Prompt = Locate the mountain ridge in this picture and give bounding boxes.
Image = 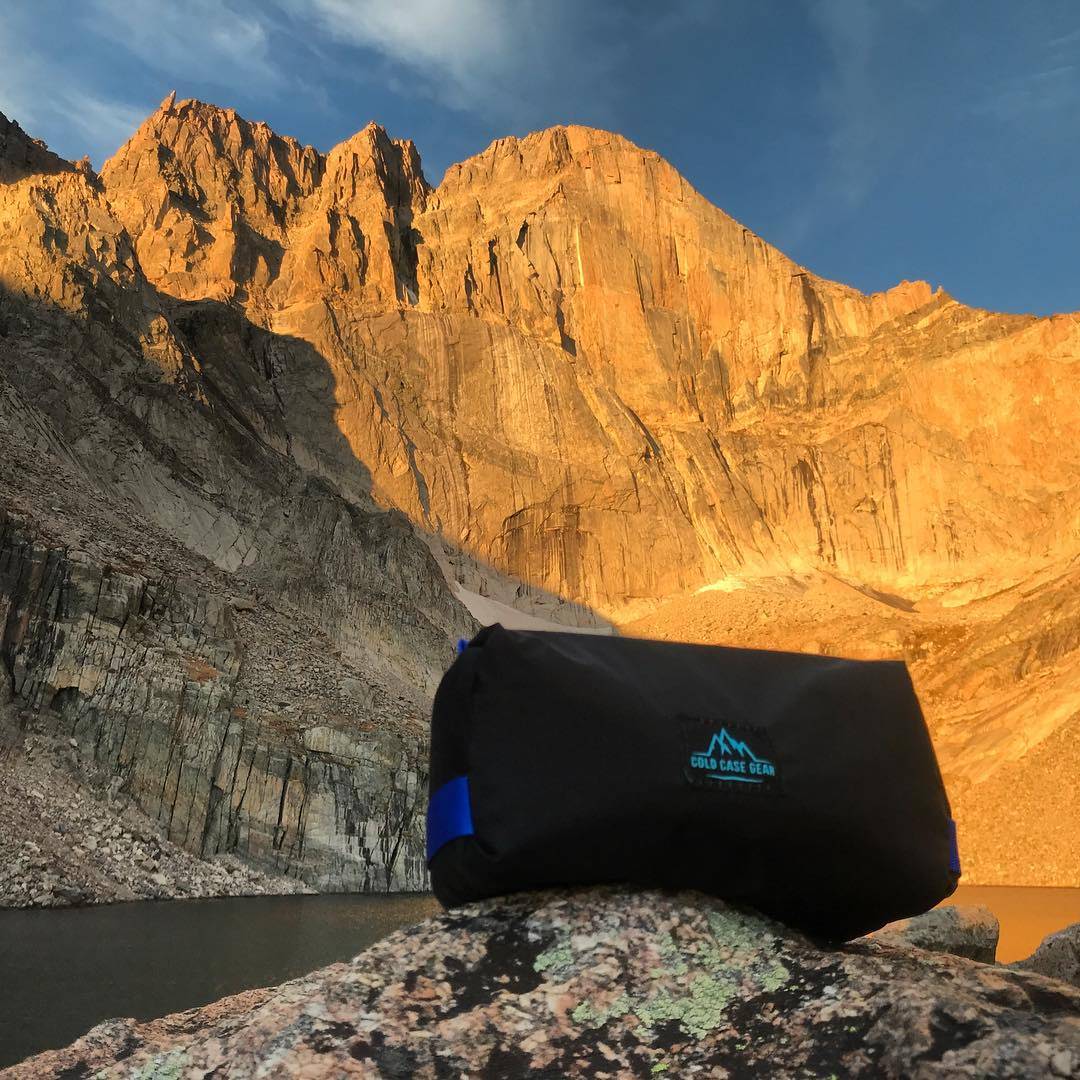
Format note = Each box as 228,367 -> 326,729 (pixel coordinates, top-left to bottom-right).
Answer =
1,98 -> 1078,888
12,94 -> 1077,320
101,95 -> 957,318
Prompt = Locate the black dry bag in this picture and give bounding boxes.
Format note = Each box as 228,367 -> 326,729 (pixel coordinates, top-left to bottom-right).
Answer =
426,624 -> 960,940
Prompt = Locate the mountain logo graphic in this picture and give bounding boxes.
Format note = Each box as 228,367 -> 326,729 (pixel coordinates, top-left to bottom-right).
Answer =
687,726 -> 778,785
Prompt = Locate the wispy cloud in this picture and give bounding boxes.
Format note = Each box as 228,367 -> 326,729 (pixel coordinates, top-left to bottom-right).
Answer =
806,0 -> 885,208
0,22 -> 147,162
1048,26 -> 1080,49
770,0 -> 891,252
973,63 -> 1079,122
65,94 -> 150,153
88,0 -> 281,91
289,0 -> 521,111
274,0 -> 629,130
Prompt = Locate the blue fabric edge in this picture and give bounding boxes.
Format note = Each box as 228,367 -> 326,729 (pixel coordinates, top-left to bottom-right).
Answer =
426,775 -> 474,863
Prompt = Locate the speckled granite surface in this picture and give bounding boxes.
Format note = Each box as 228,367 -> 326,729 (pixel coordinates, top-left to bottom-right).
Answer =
7,887 -> 1080,1078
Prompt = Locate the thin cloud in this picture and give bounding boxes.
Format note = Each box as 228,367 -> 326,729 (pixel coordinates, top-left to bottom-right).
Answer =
1048,26 -> 1080,48
293,0 -> 518,106
803,0 -> 952,210
87,0 -> 281,91
777,0 -> 949,257
974,63 -> 1079,122
66,94 -> 151,154
807,0 -> 885,208
0,30 -> 146,162
275,0 -> 625,130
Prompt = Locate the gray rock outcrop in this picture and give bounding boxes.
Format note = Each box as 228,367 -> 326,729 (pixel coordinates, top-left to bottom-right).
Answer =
0,732 -> 313,906
1013,922 -> 1080,990
867,904 -> 1000,963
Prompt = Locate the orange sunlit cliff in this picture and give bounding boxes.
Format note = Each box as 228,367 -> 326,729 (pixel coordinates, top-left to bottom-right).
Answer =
1,98 -> 1077,891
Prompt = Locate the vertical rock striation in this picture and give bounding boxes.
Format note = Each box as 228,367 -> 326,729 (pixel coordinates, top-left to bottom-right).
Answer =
0,512 -> 429,891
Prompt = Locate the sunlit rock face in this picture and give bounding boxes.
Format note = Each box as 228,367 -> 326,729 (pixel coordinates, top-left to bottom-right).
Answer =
2,95 -> 1079,889
93,97 -> 1080,885
100,99 -> 1080,620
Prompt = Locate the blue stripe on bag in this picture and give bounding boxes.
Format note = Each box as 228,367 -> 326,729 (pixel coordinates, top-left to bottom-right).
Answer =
948,819 -> 961,875
426,776 -> 474,862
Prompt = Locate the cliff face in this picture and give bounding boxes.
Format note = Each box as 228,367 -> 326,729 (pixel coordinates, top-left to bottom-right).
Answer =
0,510 -> 429,893
98,101 -> 1080,624
2,97 -> 1078,888
0,109 -> 472,895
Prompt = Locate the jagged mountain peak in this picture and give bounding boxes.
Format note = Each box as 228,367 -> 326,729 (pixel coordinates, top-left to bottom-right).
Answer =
332,119 -> 417,153
436,122 -> 675,196
105,94 -> 321,186
103,94 -> 432,199
147,91 -> 307,145
0,110 -> 73,183
323,122 -> 430,207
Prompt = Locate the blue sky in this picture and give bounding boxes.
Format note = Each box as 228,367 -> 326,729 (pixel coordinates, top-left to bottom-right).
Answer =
1,0 -> 1077,314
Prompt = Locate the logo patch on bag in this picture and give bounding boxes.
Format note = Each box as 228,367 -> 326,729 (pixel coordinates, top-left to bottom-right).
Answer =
681,717 -> 780,794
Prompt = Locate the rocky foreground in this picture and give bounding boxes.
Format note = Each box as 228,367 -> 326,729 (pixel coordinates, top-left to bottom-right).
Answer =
9,888 -> 1079,1078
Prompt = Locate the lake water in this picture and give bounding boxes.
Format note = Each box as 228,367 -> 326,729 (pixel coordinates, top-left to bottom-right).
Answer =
1,886 -> 1077,1069
0,893 -> 439,1069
